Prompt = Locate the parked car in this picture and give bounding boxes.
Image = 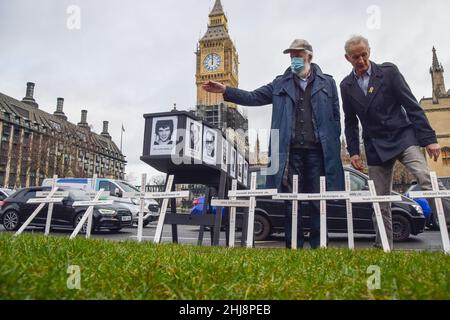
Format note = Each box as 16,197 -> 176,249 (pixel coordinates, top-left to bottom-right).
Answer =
0,187 -> 132,233
405,177 -> 450,230
42,178 -> 159,226
0,188 -> 15,202
192,167 -> 426,242
191,197 -> 224,216
0,188 -> 15,212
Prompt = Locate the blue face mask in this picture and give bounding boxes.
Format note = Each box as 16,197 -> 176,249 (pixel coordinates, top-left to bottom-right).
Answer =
291,57 -> 305,74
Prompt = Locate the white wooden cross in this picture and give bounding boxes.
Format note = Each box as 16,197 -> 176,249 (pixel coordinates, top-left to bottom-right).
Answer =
345,172 -> 355,250
149,175 -> 191,244
211,196 -> 250,247
15,175 -> 67,236
273,176 -> 350,249
124,173 -> 148,242
350,181 -> 402,253
123,174 -> 189,243
408,172 -> 450,254
210,179 -> 249,248
291,175 -> 299,249
228,172 -> 278,248
227,180 -> 238,247
70,175 -> 113,240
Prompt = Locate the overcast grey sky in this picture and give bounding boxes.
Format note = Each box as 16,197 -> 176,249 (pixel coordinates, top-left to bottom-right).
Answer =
1,0 -> 449,184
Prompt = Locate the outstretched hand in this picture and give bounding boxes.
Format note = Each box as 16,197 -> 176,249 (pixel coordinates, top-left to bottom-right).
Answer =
202,81 -> 226,94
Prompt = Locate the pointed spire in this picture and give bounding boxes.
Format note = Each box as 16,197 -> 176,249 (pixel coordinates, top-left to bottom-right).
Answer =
210,0 -> 224,16
432,46 -> 444,72
255,133 -> 261,165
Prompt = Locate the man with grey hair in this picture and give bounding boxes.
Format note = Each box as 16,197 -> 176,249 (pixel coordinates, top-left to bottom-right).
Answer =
341,35 -> 450,249
203,39 -> 345,249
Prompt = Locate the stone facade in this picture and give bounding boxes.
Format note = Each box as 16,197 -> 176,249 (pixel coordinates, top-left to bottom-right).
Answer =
0,82 -> 126,188
420,47 -> 450,177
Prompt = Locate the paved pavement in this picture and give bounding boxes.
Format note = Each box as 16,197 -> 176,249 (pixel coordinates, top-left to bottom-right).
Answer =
1,223 -> 446,251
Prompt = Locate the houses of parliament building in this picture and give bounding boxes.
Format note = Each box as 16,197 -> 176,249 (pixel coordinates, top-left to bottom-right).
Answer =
0,82 -> 126,188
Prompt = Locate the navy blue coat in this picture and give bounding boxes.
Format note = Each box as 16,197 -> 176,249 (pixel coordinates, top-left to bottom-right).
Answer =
223,64 -> 345,192
340,62 -> 437,165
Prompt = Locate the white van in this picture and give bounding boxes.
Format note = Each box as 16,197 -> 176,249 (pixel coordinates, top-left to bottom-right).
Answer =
42,178 -> 159,226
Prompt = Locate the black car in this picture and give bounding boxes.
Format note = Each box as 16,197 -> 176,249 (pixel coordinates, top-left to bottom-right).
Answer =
0,187 -> 133,233
238,167 -> 425,242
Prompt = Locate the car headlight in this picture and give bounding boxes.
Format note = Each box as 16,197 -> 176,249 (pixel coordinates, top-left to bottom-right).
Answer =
98,209 -> 116,215
412,204 -> 423,215
148,204 -> 160,212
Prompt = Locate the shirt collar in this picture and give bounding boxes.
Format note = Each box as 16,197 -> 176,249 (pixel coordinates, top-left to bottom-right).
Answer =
353,63 -> 372,79
294,66 -> 315,82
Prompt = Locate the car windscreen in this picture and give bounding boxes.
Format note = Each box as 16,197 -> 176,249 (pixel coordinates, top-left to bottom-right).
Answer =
69,189 -> 91,201
116,181 -> 139,192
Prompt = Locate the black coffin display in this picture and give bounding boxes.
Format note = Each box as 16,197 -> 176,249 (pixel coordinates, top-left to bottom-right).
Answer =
141,111 -> 250,246
141,111 -> 248,187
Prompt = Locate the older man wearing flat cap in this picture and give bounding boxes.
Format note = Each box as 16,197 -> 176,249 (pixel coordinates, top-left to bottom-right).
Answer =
203,39 -> 344,249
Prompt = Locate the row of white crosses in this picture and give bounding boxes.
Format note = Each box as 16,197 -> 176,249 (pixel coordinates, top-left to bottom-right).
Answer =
216,172 -> 450,254
124,174 -> 189,243
14,174 -> 113,240
15,175 -> 67,237
408,172 -> 450,254
12,171 -> 449,254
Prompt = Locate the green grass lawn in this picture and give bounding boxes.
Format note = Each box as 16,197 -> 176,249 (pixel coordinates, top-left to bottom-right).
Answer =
0,233 -> 449,300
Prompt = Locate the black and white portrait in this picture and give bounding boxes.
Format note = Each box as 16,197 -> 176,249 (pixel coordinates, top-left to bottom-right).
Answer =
150,116 -> 177,155
221,138 -> 228,172
185,117 -> 203,161
203,127 -> 218,165
230,147 -> 236,178
243,161 -> 248,187
237,153 -> 244,183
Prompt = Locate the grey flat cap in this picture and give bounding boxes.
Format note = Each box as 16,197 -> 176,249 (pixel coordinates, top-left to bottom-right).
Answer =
283,39 -> 313,54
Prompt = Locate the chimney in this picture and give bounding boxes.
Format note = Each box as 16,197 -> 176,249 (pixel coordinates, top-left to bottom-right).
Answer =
101,121 -> 111,139
78,110 -> 89,129
53,98 -> 68,121
22,82 -> 39,108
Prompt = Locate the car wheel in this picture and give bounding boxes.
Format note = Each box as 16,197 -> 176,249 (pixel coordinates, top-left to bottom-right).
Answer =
253,213 -> 271,241
74,212 -> 92,234
430,212 -> 440,231
143,220 -> 150,227
2,210 -> 20,231
392,214 -> 411,242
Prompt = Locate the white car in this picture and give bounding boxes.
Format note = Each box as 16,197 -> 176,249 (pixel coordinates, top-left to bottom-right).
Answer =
0,188 -> 15,210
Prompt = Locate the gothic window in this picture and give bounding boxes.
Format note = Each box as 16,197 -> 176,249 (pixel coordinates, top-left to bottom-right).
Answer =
443,147 -> 450,166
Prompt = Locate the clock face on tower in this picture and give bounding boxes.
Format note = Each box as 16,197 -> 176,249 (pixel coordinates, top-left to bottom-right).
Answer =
203,53 -> 222,72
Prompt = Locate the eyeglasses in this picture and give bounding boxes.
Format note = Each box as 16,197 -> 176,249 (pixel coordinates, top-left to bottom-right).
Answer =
206,140 -> 214,144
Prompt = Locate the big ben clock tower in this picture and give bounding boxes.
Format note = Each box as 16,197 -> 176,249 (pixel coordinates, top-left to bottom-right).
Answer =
196,0 -> 239,108
195,0 -> 248,156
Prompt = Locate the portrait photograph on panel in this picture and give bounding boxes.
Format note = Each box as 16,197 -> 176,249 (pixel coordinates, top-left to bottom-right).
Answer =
243,161 -> 249,187
237,153 -> 243,183
203,126 -> 218,165
185,117 -> 203,161
221,138 -> 228,172
230,147 -> 236,178
150,116 -> 178,155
